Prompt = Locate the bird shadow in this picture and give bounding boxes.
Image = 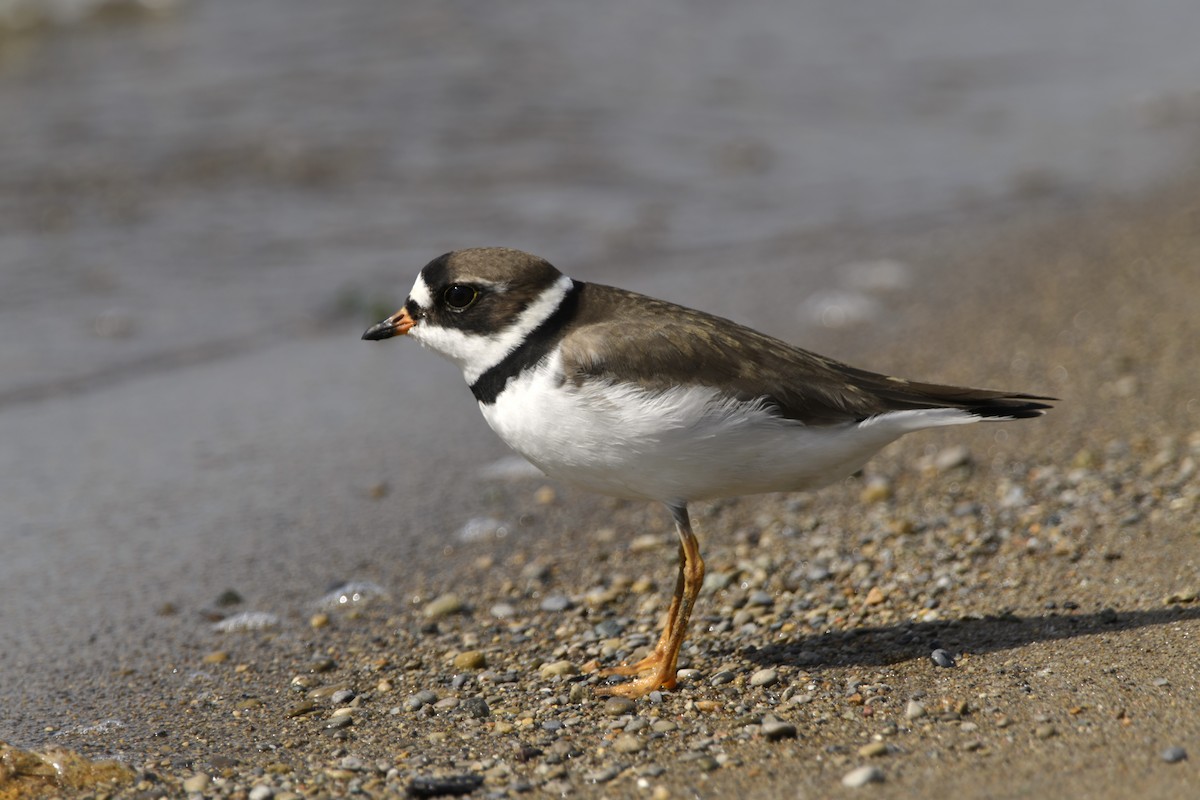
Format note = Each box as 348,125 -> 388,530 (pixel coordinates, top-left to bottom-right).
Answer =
739,605 -> 1200,670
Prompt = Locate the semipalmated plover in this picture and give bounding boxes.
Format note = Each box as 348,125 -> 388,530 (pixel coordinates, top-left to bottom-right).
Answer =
363,247 -> 1052,697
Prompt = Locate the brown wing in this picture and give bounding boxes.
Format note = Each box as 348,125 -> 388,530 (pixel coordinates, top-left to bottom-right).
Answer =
558,283 -> 1052,425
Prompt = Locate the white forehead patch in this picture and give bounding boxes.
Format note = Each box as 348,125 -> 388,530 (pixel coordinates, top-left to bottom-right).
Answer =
408,274 -> 433,309
409,273 -> 574,385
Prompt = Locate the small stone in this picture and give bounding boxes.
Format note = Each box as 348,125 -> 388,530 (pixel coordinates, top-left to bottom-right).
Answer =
905,700 -> 926,720
1035,724 -> 1057,739
183,774 -> 211,793
462,697 -> 491,719
1164,590 -> 1197,605
930,649 -> 956,668
603,696 -> 637,716
453,650 -> 487,670
490,603 -> 517,619
534,485 -> 557,505
710,670 -> 736,686
284,701 -> 317,718
424,593 -> 464,619
934,445 -> 972,471
865,587 -> 886,606
1162,746 -> 1187,763
842,765 -> 885,787
407,774 -> 484,797
540,660 -> 579,678
860,478 -> 892,504
585,766 -> 623,783
749,668 -> 778,687
761,719 -> 797,741
330,689 -> 356,705
202,650 -> 230,665
613,733 -> 645,754
310,612 -> 330,629
326,714 -> 353,729
249,785 -> 274,800
859,741 -> 888,757
540,594 -> 572,612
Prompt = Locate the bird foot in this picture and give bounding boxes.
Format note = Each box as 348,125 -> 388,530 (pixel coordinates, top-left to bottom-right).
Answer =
595,650 -> 677,697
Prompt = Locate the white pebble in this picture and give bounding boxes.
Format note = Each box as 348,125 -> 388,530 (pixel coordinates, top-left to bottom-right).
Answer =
842,765 -> 885,787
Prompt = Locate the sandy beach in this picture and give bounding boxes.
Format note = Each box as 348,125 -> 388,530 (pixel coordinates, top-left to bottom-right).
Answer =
5,175 -> 1199,800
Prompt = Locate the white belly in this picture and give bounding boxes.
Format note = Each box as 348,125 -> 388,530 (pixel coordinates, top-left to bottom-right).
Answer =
478,352 -> 958,505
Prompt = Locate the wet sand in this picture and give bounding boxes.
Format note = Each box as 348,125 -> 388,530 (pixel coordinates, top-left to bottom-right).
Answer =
4,175 -> 1198,799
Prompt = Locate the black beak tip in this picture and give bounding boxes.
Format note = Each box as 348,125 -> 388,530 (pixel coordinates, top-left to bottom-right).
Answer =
361,321 -> 395,341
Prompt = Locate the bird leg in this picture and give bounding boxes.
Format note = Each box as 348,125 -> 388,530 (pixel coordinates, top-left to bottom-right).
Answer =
597,505 -> 705,698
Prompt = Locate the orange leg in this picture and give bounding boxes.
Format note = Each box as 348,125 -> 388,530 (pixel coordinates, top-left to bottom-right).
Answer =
597,505 -> 705,698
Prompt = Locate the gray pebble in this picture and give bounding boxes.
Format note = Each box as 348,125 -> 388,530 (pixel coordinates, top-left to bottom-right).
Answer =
930,649 -> 956,668
905,700 -> 927,720
842,765 -> 885,787
408,774 -> 483,797
603,696 -> 637,716
462,697 -> 491,719
747,590 -> 774,607
1162,746 -> 1187,763
585,766 -> 622,783
325,714 -> 353,729
710,670 -> 736,686
540,594 -> 572,612
749,668 -> 778,687
248,786 -> 274,800
330,689 -> 355,705
406,690 -> 438,710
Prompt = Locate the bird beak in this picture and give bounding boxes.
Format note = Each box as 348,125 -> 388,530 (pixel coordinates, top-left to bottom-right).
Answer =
362,306 -> 416,341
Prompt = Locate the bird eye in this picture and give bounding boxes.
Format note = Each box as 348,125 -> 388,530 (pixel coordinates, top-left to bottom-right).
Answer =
443,284 -> 479,310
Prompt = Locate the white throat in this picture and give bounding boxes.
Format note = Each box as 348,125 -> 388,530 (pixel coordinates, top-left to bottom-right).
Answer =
409,273 -> 575,384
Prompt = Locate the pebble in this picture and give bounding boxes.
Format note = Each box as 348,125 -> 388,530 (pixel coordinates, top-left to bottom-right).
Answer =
248,784 -> 274,800
842,765 -> 885,787
1035,724 -> 1057,739
540,660 -> 579,678
613,733 -> 645,754
462,697 -> 491,718
212,611 -> 280,632
424,593 -> 464,619
329,689 -> 355,705
1161,746 -> 1187,763
934,445 -> 972,471
406,690 -> 438,710
586,765 -> 623,783
859,741 -> 888,757
182,774 -> 211,793
540,594 -> 573,612
930,649 -> 956,668
453,650 -> 487,670
603,696 -> 637,716
864,586 -> 886,606
710,671 -> 736,686
749,668 -> 778,687
490,602 -> 517,619
905,700 -> 927,720
407,774 -> 484,797
761,718 -> 797,741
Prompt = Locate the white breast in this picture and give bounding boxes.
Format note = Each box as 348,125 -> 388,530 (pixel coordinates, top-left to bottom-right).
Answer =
479,350 -> 976,505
